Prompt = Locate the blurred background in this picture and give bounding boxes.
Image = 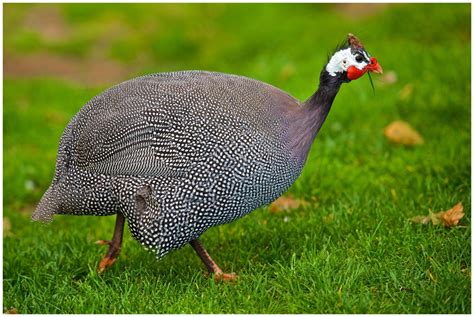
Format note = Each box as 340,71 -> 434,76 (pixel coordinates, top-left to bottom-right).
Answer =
3,3 -> 471,314
4,3 -> 470,88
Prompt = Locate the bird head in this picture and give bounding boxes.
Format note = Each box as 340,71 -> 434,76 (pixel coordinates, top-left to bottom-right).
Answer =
325,33 -> 383,82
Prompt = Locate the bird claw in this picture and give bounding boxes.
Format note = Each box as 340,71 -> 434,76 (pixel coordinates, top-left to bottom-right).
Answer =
95,239 -> 112,246
95,239 -> 121,273
205,271 -> 238,283
97,256 -> 117,274
215,272 -> 238,283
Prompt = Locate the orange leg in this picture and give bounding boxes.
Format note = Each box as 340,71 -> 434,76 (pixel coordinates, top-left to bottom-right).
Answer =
190,239 -> 237,282
96,213 -> 125,273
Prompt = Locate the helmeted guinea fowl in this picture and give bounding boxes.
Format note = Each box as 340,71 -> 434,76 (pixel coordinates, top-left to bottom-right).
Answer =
33,33 -> 382,281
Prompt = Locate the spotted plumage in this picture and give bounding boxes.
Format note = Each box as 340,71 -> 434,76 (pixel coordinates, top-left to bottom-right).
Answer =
34,71 -> 303,256
33,34 -> 382,277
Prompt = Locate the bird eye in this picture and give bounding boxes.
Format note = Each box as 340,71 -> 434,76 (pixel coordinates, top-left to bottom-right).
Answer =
355,55 -> 364,63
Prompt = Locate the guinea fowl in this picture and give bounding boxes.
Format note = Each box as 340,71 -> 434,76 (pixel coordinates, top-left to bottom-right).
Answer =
33,33 -> 382,281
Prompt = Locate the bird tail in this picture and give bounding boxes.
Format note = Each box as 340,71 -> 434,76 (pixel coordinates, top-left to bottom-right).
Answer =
32,186 -> 59,223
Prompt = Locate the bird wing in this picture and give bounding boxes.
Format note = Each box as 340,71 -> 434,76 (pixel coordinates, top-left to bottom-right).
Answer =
72,71 -> 296,178
74,94 -> 189,178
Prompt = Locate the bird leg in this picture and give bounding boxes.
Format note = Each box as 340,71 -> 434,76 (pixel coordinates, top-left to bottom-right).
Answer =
190,239 -> 237,282
96,212 -> 125,273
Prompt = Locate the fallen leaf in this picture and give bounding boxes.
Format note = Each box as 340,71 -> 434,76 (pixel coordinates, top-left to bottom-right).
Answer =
429,211 -> 444,226
440,202 -> 464,227
399,83 -> 414,101
410,202 -> 465,228
323,213 -> 334,223
391,188 -> 398,200
411,215 -> 431,225
384,120 -> 424,146
24,179 -> 36,192
279,63 -> 295,81
461,268 -> 470,278
5,307 -> 18,314
269,195 -> 309,213
336,3 -> 388,20
3,218 -> 13,237
379,70 -> 398,85
426,269 -> 436,283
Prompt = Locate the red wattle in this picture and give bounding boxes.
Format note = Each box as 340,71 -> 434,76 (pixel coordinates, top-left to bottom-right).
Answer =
347,66 -> 367,80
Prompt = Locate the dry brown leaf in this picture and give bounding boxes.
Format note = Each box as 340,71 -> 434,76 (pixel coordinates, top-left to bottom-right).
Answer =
323,213 -> 335,223
379,70 -> 398,85
399,83 -> 414,101
3,218 -> 12,237
384,120 -> 424,146
5,307 -> 18,314
441,202 -> 464,227
410,215 -> 431,225
269,195 -> 309,213
426,269 -> 436,283
279,63 -> 295,81
410,202 -> 465,228
461,268 -> 470,278
336,4 -> 388,20
429,211 -> 444,226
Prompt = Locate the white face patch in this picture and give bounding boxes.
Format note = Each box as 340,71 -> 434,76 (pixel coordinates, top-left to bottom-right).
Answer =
326,47 -> 370,77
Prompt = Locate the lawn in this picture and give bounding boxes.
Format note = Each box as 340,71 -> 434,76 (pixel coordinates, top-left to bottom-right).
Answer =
3,3 -> 471,314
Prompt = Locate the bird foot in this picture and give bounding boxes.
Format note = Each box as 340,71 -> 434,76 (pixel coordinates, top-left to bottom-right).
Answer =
206,271 -> 238,283
190,239 -> 238,283
95,239 -> 112,246
215,272 -> 238,283
98,255 -> 117,274
95,213 -> 125,274
96,240 -> 121,274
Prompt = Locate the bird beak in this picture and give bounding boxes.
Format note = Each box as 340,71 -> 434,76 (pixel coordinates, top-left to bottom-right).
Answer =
367,57 -> 383,74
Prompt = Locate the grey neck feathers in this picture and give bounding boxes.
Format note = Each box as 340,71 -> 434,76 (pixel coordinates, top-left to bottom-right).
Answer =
289,69 -> 345,163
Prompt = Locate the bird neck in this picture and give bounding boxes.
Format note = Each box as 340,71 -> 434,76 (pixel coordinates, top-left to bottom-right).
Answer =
304,70 -> 344,129
290,69 -> 344,163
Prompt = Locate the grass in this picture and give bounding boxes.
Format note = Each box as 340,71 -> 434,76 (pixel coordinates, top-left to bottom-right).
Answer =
3,3 -> 471,314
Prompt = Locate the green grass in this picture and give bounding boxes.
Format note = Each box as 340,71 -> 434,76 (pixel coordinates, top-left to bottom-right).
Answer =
3,3 -> 471,314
